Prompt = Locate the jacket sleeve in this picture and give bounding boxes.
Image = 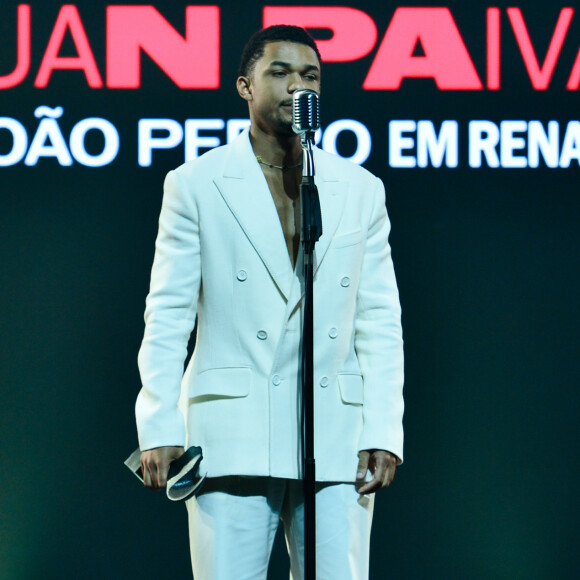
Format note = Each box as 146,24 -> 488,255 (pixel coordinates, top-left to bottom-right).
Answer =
135,169 -> 201,451
355,177 -> 405,462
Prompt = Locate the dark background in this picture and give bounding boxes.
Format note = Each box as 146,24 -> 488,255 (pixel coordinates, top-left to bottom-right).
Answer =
1,1 -> 579,578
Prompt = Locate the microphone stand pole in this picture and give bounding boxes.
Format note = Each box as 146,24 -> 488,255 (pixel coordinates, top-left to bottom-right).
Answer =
300,132 -> 322,580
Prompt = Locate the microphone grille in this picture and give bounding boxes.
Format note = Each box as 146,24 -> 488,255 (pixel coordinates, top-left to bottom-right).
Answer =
292,89 -> 320,134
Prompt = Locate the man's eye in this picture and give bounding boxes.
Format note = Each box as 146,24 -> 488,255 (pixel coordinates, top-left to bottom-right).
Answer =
272,71 -> 286,77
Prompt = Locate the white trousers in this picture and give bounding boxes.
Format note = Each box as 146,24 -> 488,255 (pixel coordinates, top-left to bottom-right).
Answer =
186,477 -> 374,580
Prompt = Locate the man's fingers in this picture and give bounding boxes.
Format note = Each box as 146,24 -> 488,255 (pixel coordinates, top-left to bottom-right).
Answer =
149,463 -> 162,491
379,454 -> 396,489
380,462 -> 395,489
142,463 -> 152,488
357,455 -> 385,494
384,462 -> 396,487
356,450 -> 378,494
356,450 -> 397,494
142,461 -> 157,490
156,459 -> 169,489
140,446 -> 184,491
356,451 -> 370,481
357,474 -> 380,495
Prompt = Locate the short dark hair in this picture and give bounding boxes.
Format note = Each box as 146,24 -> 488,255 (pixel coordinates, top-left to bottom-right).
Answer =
238,25 -> 322,77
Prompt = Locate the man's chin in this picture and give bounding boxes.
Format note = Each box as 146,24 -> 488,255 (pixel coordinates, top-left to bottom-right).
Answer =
277,118 -> 294,135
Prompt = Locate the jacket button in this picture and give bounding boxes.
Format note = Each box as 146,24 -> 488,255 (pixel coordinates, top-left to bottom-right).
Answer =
320,376 -> 329,388
237,270 -> 248,281
328,327 -> 338,339
257,330 -> 268,340
340,277 -> 350,287
272,375 -> 281,386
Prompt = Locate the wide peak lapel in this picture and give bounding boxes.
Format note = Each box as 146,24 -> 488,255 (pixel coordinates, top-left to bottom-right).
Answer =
312,149 -> 348,275
213,130 -> 293,300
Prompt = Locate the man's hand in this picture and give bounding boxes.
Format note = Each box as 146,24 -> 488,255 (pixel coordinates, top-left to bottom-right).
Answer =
140,446 -> 184,491
355,449 -> 398,495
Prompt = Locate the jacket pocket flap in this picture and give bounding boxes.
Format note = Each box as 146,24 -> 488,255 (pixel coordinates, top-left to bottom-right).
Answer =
190,367 -> 251,399
338,373 -> 363,405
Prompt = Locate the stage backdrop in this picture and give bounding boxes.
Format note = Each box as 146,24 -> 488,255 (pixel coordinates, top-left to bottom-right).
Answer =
1,1 -> 579,578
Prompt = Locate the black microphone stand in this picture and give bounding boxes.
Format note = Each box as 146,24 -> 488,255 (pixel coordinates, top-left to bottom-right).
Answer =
300,131 -> 322,580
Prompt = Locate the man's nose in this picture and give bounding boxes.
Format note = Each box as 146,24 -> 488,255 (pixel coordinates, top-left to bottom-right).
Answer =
288,73 -> 305,92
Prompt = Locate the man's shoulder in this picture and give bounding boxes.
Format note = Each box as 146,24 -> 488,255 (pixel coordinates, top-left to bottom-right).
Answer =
314,147 -> 380,185
172,140 -> 233,181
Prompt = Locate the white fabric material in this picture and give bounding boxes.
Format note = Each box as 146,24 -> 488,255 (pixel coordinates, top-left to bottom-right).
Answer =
186,477 -> 374,580
136,128 -> 404,481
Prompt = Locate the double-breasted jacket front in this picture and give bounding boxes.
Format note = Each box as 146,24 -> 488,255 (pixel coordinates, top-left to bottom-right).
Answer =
136,129 -> 404,481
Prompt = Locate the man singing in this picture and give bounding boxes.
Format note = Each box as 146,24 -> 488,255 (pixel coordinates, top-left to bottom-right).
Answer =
135,25 -> 404,579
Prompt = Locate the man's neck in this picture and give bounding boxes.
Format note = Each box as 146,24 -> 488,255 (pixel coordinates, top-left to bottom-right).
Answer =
249,126 -> 302,167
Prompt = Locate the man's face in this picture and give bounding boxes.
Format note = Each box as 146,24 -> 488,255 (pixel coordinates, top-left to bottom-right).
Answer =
238,41 -> 321,137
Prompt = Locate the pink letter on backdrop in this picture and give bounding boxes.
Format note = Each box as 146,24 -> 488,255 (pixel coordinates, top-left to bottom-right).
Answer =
263,6 -> 377,62
487,8 -> 501,90
567,47 -> 580,90
34,5 -> 103,88
106,6 -> 220,89
364,8 -> 482,90
0,5 -> 31,89
507,7 -> 573,90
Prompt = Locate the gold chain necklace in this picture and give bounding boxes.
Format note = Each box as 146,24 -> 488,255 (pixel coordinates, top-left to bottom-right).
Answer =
256,155 -> 302,172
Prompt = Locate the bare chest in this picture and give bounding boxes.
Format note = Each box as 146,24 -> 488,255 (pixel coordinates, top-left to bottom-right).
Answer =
262,171 -> 301,268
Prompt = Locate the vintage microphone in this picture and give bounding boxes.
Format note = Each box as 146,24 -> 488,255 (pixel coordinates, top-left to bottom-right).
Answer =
292,88 -> 322,580
292,89 -> 320,142
292,89 -> 322,254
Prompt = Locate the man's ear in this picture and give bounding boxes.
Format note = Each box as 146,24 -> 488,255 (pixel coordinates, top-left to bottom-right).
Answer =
236,76 -> 252,101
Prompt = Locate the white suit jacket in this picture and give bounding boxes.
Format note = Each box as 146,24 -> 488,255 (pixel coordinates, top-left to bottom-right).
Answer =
136,128 -> 404,481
